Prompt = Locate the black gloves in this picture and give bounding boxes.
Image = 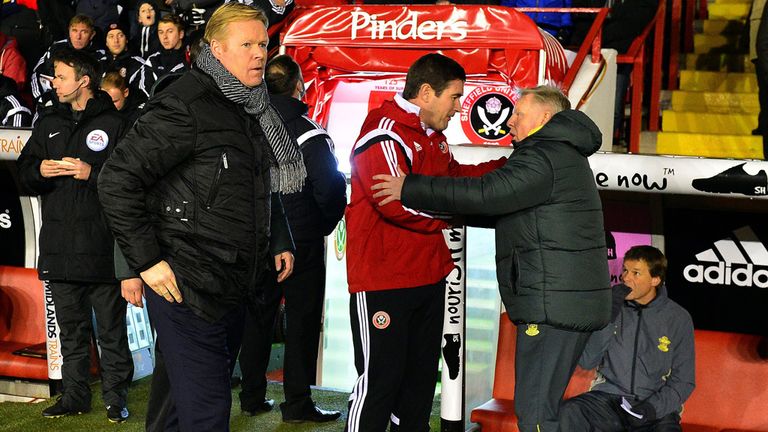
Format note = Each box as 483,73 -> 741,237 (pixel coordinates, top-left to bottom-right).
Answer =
611,283 -> 632,321
623,400 -> 657,427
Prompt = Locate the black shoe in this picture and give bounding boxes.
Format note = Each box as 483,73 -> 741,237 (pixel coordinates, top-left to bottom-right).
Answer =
42,399 -> 89,418
106,405 -> 129,423
242,399 -> 274,416
282,404 -> 341,423
692,163 -> 768,196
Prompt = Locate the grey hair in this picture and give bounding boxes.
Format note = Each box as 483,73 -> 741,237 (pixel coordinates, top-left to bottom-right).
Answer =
519,85 -> 571,113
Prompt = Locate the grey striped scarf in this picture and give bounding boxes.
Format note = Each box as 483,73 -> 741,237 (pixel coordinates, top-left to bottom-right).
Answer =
195,44 -> 306,194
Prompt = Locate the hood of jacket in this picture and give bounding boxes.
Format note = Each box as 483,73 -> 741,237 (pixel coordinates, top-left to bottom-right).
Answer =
518,109 -> 602,157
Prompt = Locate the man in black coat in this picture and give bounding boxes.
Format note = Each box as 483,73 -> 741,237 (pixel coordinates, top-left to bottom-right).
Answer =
30,14 -> 107,103
371,86 -> 611,432
98,4 -> 302,430
237,54 -> 346,423
16,47 -> 133,423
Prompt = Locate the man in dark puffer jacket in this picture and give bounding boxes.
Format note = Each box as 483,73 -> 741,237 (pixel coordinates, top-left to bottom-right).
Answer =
98,4 -> 300,430
17,48 -> 133,423
371,85 -> 611,432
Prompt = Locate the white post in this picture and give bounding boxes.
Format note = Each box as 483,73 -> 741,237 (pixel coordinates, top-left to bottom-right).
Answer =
440,226 -> 466,431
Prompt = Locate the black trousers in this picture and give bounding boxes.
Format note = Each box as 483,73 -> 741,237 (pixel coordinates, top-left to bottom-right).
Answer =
560,391 -> 683,431
145,287 -> 244,432
345,280 -> 445,432
49,281 -> 133,410
238,239 -> 327,416
514,323 -> 591,432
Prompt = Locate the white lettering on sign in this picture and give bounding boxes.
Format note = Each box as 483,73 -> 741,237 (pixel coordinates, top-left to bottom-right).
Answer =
350,11 -> 468,41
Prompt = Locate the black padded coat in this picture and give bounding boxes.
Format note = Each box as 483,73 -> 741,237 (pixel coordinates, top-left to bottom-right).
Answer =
17,91 -> 126,283
98,69 -> 293,322
401,109 -> 611,331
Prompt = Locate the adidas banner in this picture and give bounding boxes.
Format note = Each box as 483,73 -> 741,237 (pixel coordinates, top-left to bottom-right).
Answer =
589,153 -> 768,198
664,208 -> 768,334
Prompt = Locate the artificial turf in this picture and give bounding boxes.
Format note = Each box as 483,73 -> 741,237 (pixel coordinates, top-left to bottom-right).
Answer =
0,378 -> 442,431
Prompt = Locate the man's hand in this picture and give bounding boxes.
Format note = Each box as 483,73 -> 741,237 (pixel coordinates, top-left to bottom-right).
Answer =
61,157 -> 91,181
40,160 -> 73,178
371,166 -> 407,206
121,278 -> 145,308
140,260 -> 183,303
621,399 -> 656,427
275,251 -> 294,283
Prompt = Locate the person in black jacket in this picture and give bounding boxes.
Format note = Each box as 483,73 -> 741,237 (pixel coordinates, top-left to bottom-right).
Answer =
137,13 -> 190,102
16,47 -> 133,424
130,0 -> 161,58
100,22 -> 151,105
98,3 -> 303,430
371,85 -> 611,432
30,14 -> 107,103
560,245 -> 695,431
237,54 -> 346,423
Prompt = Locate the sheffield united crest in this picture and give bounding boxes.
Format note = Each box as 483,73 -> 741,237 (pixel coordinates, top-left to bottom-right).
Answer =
460,87 -> 515,146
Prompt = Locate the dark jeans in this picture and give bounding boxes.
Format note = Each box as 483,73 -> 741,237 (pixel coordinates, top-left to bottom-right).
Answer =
49,281 -> 133,410
560,391 -> 683,431
145,287 -> 244,432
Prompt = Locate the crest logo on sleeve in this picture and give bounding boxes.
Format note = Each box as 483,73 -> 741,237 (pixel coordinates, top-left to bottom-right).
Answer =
86,129 -> 109,152
460,87 -> 515,146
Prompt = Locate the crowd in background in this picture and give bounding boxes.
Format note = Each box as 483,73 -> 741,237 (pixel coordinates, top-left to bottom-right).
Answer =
0,0 -> 296,127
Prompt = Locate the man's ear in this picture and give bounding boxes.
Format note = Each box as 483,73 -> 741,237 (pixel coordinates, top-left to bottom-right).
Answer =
81,75 -> 91,88
651,275 -> 662,289
123,87 -> 130,98
294,80 -> 304,98
417,83 -> 434,102
210,39 -> 222,59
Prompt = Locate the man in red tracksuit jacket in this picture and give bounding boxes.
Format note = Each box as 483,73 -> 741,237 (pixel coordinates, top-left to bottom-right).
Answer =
345,53 -> 506,432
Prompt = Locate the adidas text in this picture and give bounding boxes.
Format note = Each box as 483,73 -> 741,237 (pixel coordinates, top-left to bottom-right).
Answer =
684,262 -> 768,288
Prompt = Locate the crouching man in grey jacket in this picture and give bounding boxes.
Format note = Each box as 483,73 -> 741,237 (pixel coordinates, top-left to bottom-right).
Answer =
560,245 -> 696,431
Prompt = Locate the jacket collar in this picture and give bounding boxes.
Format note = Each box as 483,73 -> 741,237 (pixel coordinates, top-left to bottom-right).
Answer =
269,93 -> 307,122
628,284 -> 669,310
393,93 -> 435,136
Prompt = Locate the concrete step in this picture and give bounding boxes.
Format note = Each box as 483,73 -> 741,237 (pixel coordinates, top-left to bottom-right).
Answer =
657,131 -> 763,159
679,70 -> 757,92
693,33 -> 748,53
662,110 -> 757,134
683,53 -> 754,73
670,90 -> 759,113
707,3 -> 751,19
699,19 -> 745,35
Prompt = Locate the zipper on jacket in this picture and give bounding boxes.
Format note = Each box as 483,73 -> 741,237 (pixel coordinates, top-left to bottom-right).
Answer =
205,152 -> 228,210
630,307 -> 643,396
